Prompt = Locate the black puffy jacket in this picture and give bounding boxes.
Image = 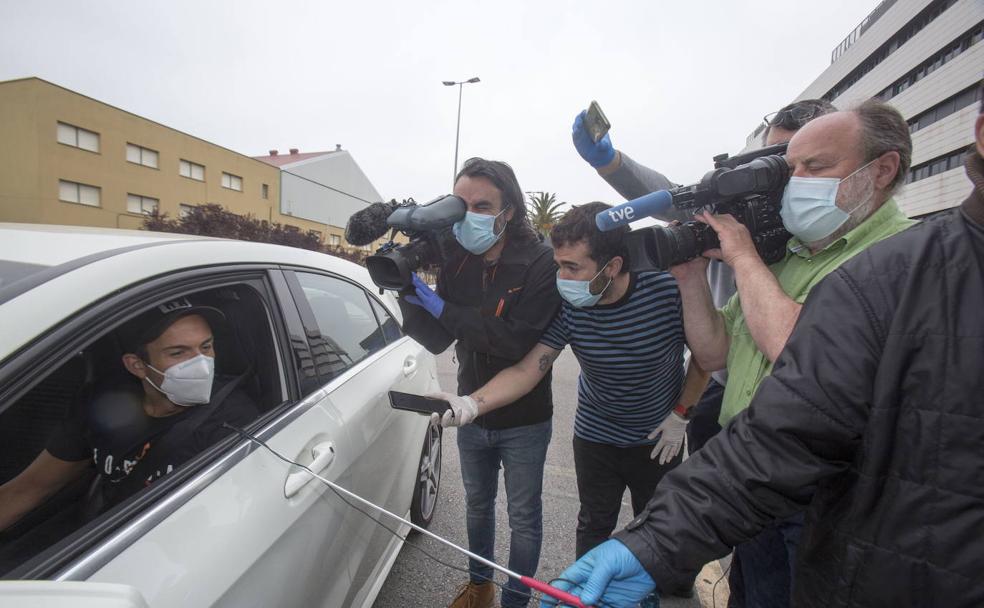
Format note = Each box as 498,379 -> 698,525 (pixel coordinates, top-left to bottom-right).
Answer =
615,155 -> 984,607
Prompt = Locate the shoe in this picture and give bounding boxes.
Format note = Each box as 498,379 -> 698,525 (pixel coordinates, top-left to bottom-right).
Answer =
449,580 -> 495,608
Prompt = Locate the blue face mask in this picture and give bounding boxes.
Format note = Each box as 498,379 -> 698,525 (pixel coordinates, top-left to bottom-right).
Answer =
453,209 -> 507,255
780,160 -> 875,244
556,260 -> 612,308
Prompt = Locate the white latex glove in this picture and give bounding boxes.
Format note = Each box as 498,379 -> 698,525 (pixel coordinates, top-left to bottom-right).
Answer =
647,412 -> 689,465
427,391 -> 479,428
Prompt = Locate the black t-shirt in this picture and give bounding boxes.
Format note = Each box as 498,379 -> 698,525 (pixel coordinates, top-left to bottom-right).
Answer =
46,375 -> 259,503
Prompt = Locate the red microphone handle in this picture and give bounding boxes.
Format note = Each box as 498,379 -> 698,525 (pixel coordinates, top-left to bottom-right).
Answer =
520,576 -> 589,608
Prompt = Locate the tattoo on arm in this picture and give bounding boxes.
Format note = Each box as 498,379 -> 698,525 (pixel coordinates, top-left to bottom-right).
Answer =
538,353 -> 554,372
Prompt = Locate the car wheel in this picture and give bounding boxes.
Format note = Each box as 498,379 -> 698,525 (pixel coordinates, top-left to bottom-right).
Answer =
410,419 -> 442,528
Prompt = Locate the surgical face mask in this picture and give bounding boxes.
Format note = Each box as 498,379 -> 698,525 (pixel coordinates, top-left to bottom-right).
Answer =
145,354 -> 215,406
453,209 -> 507,255
556,260 -> 612,308
781,160 -> 876,244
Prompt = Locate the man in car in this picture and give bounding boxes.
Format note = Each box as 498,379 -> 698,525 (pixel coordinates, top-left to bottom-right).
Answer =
0,296 -> 258,531
399,158 -> 560,608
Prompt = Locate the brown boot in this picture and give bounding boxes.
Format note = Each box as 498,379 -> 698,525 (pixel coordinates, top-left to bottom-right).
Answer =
448,580 -> 495,608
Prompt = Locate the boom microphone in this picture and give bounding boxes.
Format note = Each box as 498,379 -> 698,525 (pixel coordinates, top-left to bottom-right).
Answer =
345,201 -> 399,246
595,190 -> 673,232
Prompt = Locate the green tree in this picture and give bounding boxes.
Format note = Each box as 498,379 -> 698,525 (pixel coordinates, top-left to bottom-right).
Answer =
526,191 -> 564,237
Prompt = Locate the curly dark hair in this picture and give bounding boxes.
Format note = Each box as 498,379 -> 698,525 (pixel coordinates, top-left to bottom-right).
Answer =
455,158 -> 539,246
550,202 -> 629,273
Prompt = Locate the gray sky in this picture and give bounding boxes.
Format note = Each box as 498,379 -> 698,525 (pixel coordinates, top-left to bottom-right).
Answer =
1,0 -> 877,210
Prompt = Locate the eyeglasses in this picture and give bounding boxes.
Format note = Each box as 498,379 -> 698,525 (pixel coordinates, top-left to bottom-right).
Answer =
763,104 -> 825,130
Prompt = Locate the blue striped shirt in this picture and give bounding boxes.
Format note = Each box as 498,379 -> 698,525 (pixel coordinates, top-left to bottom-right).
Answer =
540,272 -> 685,447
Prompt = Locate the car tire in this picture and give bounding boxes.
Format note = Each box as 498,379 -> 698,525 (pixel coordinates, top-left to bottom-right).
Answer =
409,419 -> 442,529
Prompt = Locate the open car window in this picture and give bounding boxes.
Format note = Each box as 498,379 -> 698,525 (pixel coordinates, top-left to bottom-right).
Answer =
0,281 -> 282,576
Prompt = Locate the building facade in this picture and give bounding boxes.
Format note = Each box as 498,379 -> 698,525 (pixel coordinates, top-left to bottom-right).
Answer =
0,77 -> 326,235
744,0 -> 982,217
254,148 -> 387,251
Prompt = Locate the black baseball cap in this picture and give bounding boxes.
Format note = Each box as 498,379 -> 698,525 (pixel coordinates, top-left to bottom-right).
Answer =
118,296 -> 226,353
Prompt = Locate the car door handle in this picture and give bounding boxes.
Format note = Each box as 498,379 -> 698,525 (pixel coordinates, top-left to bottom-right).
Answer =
284,441 -> 335,498
403,356 -> 418,377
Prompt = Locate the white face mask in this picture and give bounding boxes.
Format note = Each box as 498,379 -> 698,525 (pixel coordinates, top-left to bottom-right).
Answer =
145,354 -> 215,406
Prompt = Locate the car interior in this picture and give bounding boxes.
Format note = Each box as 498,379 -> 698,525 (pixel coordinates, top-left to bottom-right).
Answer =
0,283 -> 282,575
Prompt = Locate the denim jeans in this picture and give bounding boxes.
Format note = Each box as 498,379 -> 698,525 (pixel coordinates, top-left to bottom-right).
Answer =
727,512 -> 805,608
457,420 -> 552,608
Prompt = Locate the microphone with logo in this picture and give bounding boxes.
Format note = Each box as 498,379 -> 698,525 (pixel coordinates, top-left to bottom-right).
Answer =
594,190 -> 673,232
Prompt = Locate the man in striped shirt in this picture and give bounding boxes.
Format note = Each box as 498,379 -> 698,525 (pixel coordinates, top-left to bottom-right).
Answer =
431,202 -> 706,571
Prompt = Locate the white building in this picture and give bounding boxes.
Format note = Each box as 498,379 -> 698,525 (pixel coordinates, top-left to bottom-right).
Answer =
255,147 -> 384,248
745,0 -> 982,217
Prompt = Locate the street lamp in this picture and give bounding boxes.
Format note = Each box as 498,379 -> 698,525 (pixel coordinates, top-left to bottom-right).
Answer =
443,77 -> 481,185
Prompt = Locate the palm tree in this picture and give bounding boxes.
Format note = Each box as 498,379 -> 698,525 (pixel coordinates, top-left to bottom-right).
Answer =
526,191 -> 564,237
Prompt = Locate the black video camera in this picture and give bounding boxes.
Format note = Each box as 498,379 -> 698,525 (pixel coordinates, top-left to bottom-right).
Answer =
625,142 -> 791,271
346,195 -> 466,291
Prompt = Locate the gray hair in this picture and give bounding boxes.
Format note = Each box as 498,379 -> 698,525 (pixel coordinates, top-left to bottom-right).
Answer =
852,99 -> 912,195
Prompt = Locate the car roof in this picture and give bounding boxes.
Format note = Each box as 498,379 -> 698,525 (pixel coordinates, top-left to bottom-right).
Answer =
0,223 -> 217,267
0,224 -> 399,362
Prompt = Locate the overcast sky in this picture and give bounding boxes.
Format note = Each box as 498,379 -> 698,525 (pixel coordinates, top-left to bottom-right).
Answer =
1,0 -> 878,210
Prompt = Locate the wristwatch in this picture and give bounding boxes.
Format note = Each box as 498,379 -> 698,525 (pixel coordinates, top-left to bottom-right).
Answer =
673,403 -> 693,420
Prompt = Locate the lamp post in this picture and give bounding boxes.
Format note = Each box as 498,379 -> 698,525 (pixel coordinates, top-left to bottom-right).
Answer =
442,77 -> 481,185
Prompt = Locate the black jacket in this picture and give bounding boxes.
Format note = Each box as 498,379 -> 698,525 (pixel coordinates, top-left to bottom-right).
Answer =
400,236 -> 560,430
615,154 -> 984,607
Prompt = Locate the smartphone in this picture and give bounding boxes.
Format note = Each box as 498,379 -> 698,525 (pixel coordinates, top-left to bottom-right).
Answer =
388,391 -> 451,417
584,100 -> 611,143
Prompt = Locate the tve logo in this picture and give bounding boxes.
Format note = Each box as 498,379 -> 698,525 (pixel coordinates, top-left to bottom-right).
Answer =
607,206 -> 635,224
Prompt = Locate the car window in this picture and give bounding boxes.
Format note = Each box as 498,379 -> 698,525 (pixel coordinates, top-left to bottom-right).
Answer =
367,295 -> 403,344
294,274 -> 388,380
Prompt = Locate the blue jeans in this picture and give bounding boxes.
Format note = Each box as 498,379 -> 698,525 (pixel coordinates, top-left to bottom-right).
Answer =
727,512 -> 805,608
457,420 -> 552,608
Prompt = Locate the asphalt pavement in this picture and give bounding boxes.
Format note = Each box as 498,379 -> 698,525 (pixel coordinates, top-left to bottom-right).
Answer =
374,349 -> 729,608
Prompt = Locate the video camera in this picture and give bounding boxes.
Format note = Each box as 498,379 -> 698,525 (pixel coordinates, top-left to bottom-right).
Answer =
345,195 -> 466,291
623,142 -> 792,271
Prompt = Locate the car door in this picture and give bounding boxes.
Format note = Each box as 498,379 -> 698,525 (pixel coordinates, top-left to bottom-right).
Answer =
284,270 -> 437,607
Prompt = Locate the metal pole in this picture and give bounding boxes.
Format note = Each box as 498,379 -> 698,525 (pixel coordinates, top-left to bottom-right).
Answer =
244,432 -> 587,607
453,82 -> 463,186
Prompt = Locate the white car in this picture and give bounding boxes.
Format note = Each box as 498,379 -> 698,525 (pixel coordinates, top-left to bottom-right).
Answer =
0,224 -> 442,607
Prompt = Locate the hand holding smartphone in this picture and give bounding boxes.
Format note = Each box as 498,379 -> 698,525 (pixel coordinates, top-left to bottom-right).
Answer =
389,391 -> 451,417
584,100 -> 611,143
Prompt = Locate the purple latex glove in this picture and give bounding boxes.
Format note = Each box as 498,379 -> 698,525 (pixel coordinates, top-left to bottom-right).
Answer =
404,273 -> 445,318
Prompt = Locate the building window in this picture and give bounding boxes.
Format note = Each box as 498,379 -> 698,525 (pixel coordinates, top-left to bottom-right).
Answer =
127,193 -> 159,215
59,179 -> 101,207
56,122 -> 100,153
179,203 -> 195,218
908,84 -> 983,134
126,143 -> 159,169
222,172 -> 243,191
329,234 -> 341,247
905,149 -> 969,185
179,159 -> 205,181
262,183 -> 269,199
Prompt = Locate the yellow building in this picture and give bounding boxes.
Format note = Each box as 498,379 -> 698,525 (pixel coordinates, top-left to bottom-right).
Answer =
0,77 -> 326,235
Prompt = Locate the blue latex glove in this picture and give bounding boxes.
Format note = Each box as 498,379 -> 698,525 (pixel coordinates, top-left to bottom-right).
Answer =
572,110 -> 616,168
403,273 -> 445,319
539,539 -> 656,608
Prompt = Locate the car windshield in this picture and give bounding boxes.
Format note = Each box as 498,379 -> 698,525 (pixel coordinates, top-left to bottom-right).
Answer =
0,260 -> 51,291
